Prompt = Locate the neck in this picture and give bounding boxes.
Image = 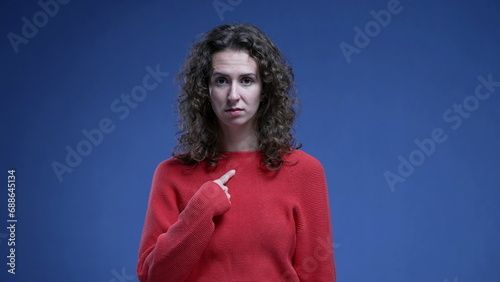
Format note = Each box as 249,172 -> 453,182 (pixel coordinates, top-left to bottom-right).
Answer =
218,123 -> 259,152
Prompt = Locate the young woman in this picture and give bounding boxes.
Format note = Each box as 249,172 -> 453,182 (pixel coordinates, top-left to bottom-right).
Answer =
137,23 -> 336,281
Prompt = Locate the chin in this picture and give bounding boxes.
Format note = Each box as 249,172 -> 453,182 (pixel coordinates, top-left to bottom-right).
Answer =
224,121 -> 246,127
221,119 -> 251,128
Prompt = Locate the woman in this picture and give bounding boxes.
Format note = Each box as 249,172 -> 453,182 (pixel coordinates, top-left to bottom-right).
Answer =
137,23 -> 336,281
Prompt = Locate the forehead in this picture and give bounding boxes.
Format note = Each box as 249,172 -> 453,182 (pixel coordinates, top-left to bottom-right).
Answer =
211,50 -> 258,75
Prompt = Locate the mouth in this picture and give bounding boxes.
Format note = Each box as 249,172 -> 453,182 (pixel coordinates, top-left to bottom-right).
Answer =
225,107 -> 243,112
225,107 -> 243,116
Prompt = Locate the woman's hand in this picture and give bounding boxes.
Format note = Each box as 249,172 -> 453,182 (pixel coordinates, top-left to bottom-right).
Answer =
213,170 -> 235,202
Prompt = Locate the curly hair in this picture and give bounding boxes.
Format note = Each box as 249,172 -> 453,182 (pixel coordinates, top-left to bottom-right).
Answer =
173,23 -> 300,169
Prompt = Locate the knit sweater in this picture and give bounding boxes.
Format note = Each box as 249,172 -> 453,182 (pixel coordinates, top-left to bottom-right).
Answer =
137,150 -> 336,281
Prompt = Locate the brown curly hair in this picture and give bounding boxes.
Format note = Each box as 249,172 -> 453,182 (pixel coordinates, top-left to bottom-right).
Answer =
173,23 -> 300,169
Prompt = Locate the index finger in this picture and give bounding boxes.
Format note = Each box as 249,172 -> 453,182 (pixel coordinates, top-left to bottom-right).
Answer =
218,169 -> 236,185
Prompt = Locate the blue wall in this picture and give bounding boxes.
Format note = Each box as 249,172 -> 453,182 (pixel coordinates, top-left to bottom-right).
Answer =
1,0 -> 499,281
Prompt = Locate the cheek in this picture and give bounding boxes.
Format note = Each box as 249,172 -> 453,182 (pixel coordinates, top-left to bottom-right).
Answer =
255,97 -> 261,109
209,89 -> 224,109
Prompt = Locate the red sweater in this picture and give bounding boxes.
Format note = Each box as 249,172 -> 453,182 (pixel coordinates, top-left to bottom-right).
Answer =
137,150 -> 336,281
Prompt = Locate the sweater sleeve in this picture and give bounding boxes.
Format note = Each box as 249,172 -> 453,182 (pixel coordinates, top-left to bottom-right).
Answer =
292,155 -> 336,281
136,161 -> 231,282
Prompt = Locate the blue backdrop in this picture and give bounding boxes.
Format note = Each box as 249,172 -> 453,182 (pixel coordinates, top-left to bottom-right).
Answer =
1,0 -> 499,281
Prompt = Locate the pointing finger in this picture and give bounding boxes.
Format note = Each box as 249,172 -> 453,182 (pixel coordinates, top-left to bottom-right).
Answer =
218,169 -> 236,185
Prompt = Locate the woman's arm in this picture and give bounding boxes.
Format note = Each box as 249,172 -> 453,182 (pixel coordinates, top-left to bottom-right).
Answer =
292,155 -> 336,281
136,162 -> 232,282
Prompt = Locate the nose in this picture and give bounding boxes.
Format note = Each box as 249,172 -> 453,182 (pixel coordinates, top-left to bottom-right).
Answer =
227,82 -> 240,102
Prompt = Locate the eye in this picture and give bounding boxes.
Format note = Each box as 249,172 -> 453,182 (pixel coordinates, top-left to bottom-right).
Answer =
241,77 -> 253,85
214,77 -> 228,85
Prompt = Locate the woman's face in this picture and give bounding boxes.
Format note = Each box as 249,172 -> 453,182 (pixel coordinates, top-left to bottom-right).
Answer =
209,49 -> 262,132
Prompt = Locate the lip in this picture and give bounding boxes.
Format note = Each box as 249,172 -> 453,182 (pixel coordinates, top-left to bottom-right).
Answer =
225,108 -> 243,116
225,107 -> 243,112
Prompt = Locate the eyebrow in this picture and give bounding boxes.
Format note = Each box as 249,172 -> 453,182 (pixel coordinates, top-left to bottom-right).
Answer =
211,71 -> 258,78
